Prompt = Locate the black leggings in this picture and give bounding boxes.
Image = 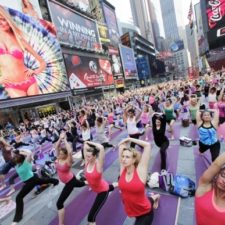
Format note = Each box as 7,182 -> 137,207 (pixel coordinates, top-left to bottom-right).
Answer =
157,140 -> 169,170
13,175 -> 58,222
199,141 -> 220,162
129,133 -> 141,148
57,176 -> 85,210
102,142 -> 114,148
135,198 -> 154,225
88,184 -> 114,222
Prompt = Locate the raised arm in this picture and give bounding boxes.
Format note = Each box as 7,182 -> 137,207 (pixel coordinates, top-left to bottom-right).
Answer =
196,110 -> 202,127
54,132 -> 65,157
196,152 -> 225,197
211,109 -> 219,128
218,87 -> 225,101
85,141 -> 105,172
18,149 -> 33,163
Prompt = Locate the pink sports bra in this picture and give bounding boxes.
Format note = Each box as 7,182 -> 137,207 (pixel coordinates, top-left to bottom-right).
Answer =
0,47 -> 24,59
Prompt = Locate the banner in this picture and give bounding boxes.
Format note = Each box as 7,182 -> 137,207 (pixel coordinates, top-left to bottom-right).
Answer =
102,3 -> 120,46
119,45 -> 138,80
48,0 -> 101,51
205,0 -> 225,48
108,46 -> 124,88
98,24 -> 110,43
63,54 -> 114,89
0,5 -> 69,100
188,67 -> 199,80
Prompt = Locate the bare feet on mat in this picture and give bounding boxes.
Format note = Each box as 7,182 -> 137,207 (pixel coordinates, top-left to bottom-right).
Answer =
149,193 -> 160,209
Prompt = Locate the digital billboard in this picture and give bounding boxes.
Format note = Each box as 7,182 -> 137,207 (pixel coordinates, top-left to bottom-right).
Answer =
169,40 -> 184,52
119,45 -> 138,80
0,5 -> 69,100
48,0 -> 101,52
0,0 -> 42,18
136,56 -> 151,80
63,54 -> 114,89
205,0 -> 225,49
108,46 -> 124,88
102,2 -> 120,46
98,23 -> 110,43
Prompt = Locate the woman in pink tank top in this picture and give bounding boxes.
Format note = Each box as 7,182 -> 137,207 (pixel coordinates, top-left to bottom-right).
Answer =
84,141 -> 117,225
55,132 -> 86,225
118,138 -> 160,225
195,152 -> 225,225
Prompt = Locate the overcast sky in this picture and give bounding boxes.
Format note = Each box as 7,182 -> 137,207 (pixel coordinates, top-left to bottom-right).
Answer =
108,0 -> 200,36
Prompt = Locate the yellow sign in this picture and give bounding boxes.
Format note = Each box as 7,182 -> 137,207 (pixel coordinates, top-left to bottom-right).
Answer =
98,24 -> 110,43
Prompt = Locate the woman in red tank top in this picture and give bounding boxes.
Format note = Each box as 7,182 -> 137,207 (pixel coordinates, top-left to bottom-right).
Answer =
118,138 -> 160,225
195,152 -> 225,225
55,132 -> 86,225
84,141 -> 117,225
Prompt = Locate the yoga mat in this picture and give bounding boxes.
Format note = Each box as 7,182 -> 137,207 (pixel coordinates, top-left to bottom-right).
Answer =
152,194 -> 179,225
49,187 -> 96,225
151,145 -> 180,173
193,147 -> 211,186
96,190 -> 127,225
49,136 -> 122,225
188,125 -> 199,140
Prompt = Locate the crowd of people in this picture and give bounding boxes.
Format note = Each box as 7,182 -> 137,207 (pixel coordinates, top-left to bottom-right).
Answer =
0,71 -> 225,225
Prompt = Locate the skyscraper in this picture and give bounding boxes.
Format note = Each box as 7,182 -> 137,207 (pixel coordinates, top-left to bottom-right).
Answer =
130,0 -> 154,44
159,0 -> 190,75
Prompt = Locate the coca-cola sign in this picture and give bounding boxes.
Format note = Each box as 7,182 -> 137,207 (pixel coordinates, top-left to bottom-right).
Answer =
207,0 -> 225,29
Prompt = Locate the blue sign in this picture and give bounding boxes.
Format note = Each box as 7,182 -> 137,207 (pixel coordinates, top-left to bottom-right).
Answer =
119,45 -> 138,79
136,56 -> 151,79
170,40 -> 184,52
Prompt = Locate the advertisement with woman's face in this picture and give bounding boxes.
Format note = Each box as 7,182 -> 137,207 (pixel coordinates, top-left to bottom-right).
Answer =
0,5 -> 69,100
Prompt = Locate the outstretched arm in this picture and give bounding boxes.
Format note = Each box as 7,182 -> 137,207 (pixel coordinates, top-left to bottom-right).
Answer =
196,152 -> 225,197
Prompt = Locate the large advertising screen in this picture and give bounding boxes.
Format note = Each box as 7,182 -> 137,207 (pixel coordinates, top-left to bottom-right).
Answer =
108,46 -> 124,88
48,0 -> 101,52
0,5 -> 69,100
102,3 -> 120,46
0,0 -> 42,18
205,0 -> 225,49
64,54 -> 114,89
119,45 -> 138,80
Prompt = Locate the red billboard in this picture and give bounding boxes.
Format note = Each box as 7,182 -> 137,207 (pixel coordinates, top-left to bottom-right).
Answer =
206,0 -> 225,49
64,54 -> 114,89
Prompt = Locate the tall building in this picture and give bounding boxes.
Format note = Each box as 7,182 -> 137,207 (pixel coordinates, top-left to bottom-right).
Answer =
159,0 -> 189,75
130,0 -> 155,44
149,0 -> 166,51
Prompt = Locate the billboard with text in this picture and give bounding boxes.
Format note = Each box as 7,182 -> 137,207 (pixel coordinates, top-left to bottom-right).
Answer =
48,0 -> 101,51
0,5 -> 69,100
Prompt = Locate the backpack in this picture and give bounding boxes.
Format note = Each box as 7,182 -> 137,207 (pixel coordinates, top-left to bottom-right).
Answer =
40,161 -> 56,178
159,170 -> 174,192
169,175 -> 195,198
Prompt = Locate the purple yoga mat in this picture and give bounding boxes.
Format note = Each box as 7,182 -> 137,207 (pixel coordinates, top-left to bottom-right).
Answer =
96,190 -> 127,225
49,139 -> 121,225
151,144 -> 180,173
165,122 -> 181,140
189,124 -> 199,140
193,147 -> 211,186
49,187 -> 96,225
152,194 -> 178,225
